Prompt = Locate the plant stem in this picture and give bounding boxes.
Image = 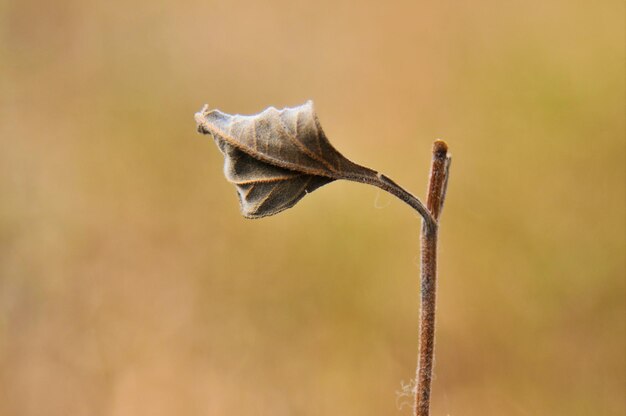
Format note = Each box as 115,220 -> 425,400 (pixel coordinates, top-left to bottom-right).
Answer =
415,140 -> 450,416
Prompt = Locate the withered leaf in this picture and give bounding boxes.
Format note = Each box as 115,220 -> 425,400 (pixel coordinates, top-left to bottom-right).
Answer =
195,101 -> 432,222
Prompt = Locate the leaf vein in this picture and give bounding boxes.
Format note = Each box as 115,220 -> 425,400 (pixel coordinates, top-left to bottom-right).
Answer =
233,175 -> 302,185
276,117 -> 336,173
254,182 -> 279,213
200,119 -> 337,178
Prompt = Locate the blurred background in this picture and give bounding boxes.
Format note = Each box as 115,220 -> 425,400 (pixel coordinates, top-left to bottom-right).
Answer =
1,0 -> 624,415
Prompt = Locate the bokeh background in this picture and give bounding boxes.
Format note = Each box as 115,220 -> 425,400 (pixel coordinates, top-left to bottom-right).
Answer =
1,0 -> 624,415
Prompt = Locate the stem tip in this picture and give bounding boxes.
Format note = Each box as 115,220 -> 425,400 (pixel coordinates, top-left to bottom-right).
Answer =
433,140 -> 448,158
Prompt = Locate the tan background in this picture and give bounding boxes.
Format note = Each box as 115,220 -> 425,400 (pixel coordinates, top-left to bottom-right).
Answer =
1,0 -> 624,415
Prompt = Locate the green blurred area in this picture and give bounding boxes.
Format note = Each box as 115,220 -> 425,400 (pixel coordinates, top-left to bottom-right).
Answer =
0,0 -> 624,415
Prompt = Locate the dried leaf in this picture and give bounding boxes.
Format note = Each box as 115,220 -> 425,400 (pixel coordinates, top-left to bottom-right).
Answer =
195,101 -> 369,217
195,101 -> 433,222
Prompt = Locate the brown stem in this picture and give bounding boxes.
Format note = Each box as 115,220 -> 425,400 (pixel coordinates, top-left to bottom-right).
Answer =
415,140 -> 450,416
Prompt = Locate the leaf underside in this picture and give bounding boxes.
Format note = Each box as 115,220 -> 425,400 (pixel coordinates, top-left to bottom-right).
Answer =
219,140 -> 334,218
195,101 -> 376,218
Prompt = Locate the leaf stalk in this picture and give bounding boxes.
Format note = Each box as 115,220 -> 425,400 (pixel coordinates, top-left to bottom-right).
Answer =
343,172 -> 437,230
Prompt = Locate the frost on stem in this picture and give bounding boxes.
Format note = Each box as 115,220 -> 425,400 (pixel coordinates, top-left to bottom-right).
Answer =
396,379 -> 418,411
